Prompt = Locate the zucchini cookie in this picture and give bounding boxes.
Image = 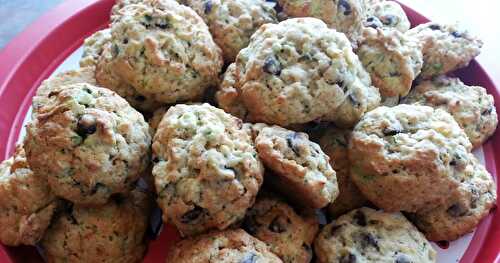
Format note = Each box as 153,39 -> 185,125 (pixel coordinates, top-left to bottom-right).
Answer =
0,145 -> 57,246
314,207 -> 437,263
166,229 -> 283,262
242,196 -> 318,263
356,28 -> 423,99
152,103 -> 264,236
25,83 -> 151,206
186,0 -> 279,63
349,104 -> 473,212
363,0 -> 410,32
221,17 -> 380,127
277,0 -> 366,43
409,156 -> 497,241
402,76 -> 498,148
319,126 -> 367,218
407,22 -> 483,79
96,1 -> 223,105
255,126 -> 338,208
41,189 -> 152,263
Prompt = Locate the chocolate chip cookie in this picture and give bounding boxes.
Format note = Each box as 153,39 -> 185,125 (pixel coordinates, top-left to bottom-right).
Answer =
255,126 -> 338,208
349,104 -> 473,212
314,207 -> 436,263
152,103 -> 264,236
25,83 -> 151,206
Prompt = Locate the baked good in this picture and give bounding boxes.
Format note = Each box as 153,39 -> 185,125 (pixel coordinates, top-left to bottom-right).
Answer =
255,126 -> 338,208
25,83 -> 151,206
356,27 -> 423,99
407,22 -> 483,79
402,76 -> 498,148
186,0 -> 278,62
148,106 -> 168,134
152,103 -> 264,236
219,17 -> 379,127
314,207 -> 436,263
242,196 -> 318,263
96,0 -> 223,104
41,189 -> 152,263
166,229 -> 283,262
319,126 -> 367,218
349,104 -> 473,212
0,145 -> 57,246
363,0 -> 410,32
408,156 -> 497,241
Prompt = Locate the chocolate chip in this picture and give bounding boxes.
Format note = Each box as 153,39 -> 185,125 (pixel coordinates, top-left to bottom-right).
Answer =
269,216 -> 287,233
365,17 -> 382,29
242,216 -> 260,235
451,31 -> 462,38
338,0 -> 352,16
367,17 -> 374,22
152,157 -> 160,163
449,159 -> 457,166
263,56 -> 281,75
482,107 -> 493,116
155,21 -> 169,29
123,38 -> 129,44
144,14 -> 153,21
181,205 -> 205,224
429,24 -> 441,30
381,15 -> 396,26
446,203 -> 467,217
76,114 -> 97,139
240,253 -> 258,263
395,255 -> 411,263
286,132 -> 301,156
204,0 -> 213,14
340,253 -> 357,263
353,210 -> 367,226
382,127 -> 402,136
360,232 -> 379,251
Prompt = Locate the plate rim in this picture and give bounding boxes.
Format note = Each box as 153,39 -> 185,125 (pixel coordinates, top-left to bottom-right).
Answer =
0,0 -> 498,262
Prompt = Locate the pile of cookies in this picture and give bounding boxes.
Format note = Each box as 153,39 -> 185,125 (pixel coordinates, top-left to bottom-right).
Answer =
0,0 -> 497,262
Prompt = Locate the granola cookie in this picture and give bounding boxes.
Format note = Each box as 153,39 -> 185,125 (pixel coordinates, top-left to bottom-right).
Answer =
363,0 -> 410,32
41,189 -> 152,263
409,156 -> 497,241
186,0 -> 278,62
242,196 -> 318,263
349,104 -> 473,212
0,145 -> 57,246
225,17 -> 379,127
278,0 -> 366,42
356,27 -> 423,99
319,126 -> 367,218
314,207 -> 436,263
255,126 -> 338,208
407,22 -> 483,79
152,103 -> 264,236
97,1 -> 223,104
166,229 -> 283,262
402,76 -> 498,148
25,83 -> 151,206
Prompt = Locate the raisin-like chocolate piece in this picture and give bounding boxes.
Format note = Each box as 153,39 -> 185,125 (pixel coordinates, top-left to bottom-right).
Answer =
338,0 -> 352,16
451,31 -> 462,38
395,254 -> 411,263
180,205 -> 205,224
381,15 -> 397,26
382,127 -> 402,136
204,0 -> 213,14
340,253 -> 357,263
76,114 -> 97,139
353,210 -> 367,226
429,24 -> 441,31
286,132 -> 301,156
263,56 -> 281,75
446,203 -> 468,217
360,232 -> 379,250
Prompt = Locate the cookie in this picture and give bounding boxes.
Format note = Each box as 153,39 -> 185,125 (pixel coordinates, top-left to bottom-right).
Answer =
356,27 -> 423,99
407,22 -> 483,79
25,83 -> 151,206
408,155 -> 496,241
152,103 -> 264,236
242,196 -> 318,263
216,63 -> 249,120
97,1 -> 223,104
349,104 -> 473,212
319,126 -> 367,218
255,126 -> 338,208
32,67 -> 97,116
148,106 -> 168,134
223,17 -> 379,127
363,0 -> 410,32
0,145 -> 57,246
278,0 -> 366,43
314,207 -> 437,263
186,0 -> 278,62
166,229 -> 282,262
402,76 -> 498,148
41,189 -> 152,263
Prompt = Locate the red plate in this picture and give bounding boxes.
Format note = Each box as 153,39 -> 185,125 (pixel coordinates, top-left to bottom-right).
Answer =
0,1 -> 498,262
